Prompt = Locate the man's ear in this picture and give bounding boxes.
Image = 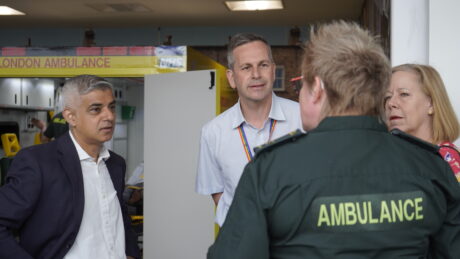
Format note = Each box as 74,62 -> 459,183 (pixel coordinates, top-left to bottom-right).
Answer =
62,109 -> 75,127
226,69 -> 236,90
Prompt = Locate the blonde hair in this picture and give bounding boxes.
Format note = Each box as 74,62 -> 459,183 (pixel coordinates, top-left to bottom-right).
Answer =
392,64 -> 460,143
301,21 -> 391,117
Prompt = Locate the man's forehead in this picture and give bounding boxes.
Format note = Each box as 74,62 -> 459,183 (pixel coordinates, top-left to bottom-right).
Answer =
81,88 -> 113,96
234,53 -> 271,66
233,41 -> 270,59
80,89 -> 114,104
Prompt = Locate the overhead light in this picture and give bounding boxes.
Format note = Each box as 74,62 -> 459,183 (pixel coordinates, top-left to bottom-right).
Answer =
0,6 -> 25,15
225,0 -> 284,11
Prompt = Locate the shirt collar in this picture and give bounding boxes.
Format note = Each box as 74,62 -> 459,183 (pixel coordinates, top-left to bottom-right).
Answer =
231,93 -> 287,129
69,131 -> 110,162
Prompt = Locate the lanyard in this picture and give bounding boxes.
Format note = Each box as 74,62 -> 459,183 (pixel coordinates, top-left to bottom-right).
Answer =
238,119 -> 277,161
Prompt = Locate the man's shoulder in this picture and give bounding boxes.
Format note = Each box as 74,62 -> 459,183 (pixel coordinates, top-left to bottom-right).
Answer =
33,132 -> 76,158
14,139 -> 60,162
275,95 -> 299,108
254,129 -> 306,155
108,150 -> 125,163
106,154 -> 125,173
201,103 -> 238,132
273,95 -> 300,123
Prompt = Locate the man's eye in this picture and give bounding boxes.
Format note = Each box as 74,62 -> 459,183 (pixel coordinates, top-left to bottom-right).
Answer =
90,107 -> 101,113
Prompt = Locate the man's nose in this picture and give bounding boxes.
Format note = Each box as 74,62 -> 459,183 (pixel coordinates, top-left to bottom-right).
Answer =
251,67 -> 261,79
103,107 -> 115,121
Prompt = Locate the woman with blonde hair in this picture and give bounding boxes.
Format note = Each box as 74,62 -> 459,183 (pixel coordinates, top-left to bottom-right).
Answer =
384,63 -> 460,180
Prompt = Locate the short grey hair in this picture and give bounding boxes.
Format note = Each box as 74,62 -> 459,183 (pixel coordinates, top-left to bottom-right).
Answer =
62,75 -> 113,108
227,33 -> 274,69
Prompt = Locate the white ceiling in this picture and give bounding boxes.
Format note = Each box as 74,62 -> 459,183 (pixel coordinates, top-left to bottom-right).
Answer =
0,0 -> 365,28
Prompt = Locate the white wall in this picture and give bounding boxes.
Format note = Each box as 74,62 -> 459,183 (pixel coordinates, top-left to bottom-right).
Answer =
125,79 -> 144,177
391,0 -> 429,65
429,0 -> 460,146
144,70 -> 216,259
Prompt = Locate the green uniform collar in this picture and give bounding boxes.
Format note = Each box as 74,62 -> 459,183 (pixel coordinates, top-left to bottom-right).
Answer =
311,116 -> 387,133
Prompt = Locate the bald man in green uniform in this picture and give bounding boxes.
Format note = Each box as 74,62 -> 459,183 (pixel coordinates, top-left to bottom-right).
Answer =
207,21 -> 460,259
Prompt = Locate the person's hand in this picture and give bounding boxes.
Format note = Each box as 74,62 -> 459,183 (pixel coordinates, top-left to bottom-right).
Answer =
31,118 -> 45,131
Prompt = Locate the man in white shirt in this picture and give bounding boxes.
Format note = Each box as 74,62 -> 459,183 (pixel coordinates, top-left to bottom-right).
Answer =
196,33 -> 302,226
0,75 -> 140,259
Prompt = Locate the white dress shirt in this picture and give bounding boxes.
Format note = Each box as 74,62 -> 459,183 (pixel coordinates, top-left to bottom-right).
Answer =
196,93 -> 301,226
64,131 -> 126,259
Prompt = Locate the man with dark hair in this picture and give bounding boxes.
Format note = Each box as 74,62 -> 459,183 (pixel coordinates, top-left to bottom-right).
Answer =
0,75 -> 140,259
195,33 -> 301,227
207,21 -> 460,259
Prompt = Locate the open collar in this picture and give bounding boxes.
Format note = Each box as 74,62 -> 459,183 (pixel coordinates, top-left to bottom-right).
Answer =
231,93 -> 287,129
69,131 -> 110,162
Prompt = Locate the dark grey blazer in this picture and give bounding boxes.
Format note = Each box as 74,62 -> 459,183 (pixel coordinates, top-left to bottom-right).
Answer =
0,132 -> 140,259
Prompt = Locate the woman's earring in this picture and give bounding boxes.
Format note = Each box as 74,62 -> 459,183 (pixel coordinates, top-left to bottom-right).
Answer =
428,108 -> 433,115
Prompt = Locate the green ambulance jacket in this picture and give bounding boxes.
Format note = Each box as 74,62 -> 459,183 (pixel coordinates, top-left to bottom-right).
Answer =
207,116 -> 460,259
